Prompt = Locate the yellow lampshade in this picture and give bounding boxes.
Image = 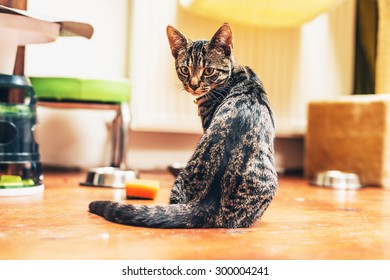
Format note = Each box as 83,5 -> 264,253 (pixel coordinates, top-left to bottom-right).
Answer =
179,0 -> 347,28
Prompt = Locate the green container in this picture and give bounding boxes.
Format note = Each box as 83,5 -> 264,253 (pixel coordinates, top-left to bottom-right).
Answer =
0,74 -> 43,188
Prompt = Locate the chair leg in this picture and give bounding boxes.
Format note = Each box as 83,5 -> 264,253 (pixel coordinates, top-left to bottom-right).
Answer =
111,102 -> 131,169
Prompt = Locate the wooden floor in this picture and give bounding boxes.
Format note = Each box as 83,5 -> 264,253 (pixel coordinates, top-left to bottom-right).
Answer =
1,170 -> 390,260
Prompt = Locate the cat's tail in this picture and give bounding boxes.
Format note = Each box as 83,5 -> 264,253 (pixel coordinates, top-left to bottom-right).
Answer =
89,201 -> 212,228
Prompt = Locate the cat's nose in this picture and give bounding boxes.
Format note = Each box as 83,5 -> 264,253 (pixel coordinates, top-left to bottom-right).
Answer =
190,77 -> 200,91
189,83 -> 199,91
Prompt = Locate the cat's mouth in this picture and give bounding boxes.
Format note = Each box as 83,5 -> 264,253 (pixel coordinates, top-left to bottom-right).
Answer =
186,89 -> 209,104
184,85 -> 210,97
184,85 -> 213,105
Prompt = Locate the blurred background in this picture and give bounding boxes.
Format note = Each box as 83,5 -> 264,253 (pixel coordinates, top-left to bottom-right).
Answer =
7,0 -> 379,173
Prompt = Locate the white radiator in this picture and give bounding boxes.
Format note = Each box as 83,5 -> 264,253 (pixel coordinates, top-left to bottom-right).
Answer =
129,0 -> 356,136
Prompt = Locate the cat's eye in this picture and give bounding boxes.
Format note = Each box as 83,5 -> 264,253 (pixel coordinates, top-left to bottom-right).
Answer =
179,66 -> 190,75
203,67 -> 215,76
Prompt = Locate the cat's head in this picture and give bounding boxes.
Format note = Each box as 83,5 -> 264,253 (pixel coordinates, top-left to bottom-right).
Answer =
166,24 -> 235,100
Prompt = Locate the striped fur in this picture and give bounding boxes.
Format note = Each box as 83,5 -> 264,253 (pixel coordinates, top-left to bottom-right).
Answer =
89,24 -> 278,228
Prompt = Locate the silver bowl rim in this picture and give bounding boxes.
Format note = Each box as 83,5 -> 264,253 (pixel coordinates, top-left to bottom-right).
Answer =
80,167 -> 138,188
311,170 -> 363,190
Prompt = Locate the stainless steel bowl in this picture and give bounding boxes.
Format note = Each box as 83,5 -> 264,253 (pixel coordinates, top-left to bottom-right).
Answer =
80,167 -> 138,188
311,170 -> 362,190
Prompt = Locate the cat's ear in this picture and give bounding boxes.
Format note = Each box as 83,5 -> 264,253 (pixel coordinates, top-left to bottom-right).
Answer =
209,24 -> 233,56
166,25 -> 191,58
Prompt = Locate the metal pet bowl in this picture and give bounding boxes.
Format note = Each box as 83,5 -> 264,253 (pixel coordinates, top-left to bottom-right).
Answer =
311,170 -> 362,190
80,167 -> 138,188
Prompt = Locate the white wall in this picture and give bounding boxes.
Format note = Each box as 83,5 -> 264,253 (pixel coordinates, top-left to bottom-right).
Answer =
25,0 -> 129,79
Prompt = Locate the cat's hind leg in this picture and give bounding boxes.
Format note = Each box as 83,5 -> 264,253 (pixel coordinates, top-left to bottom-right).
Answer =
218,193 -> 275,228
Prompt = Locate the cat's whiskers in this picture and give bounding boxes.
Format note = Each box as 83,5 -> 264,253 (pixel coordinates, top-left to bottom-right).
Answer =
206,92 -> 218,103
211,87 -> 229,102
167,82 -> 185,92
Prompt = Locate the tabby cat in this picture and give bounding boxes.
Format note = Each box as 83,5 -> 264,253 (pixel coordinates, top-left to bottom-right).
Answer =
89,24 -> 277,228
